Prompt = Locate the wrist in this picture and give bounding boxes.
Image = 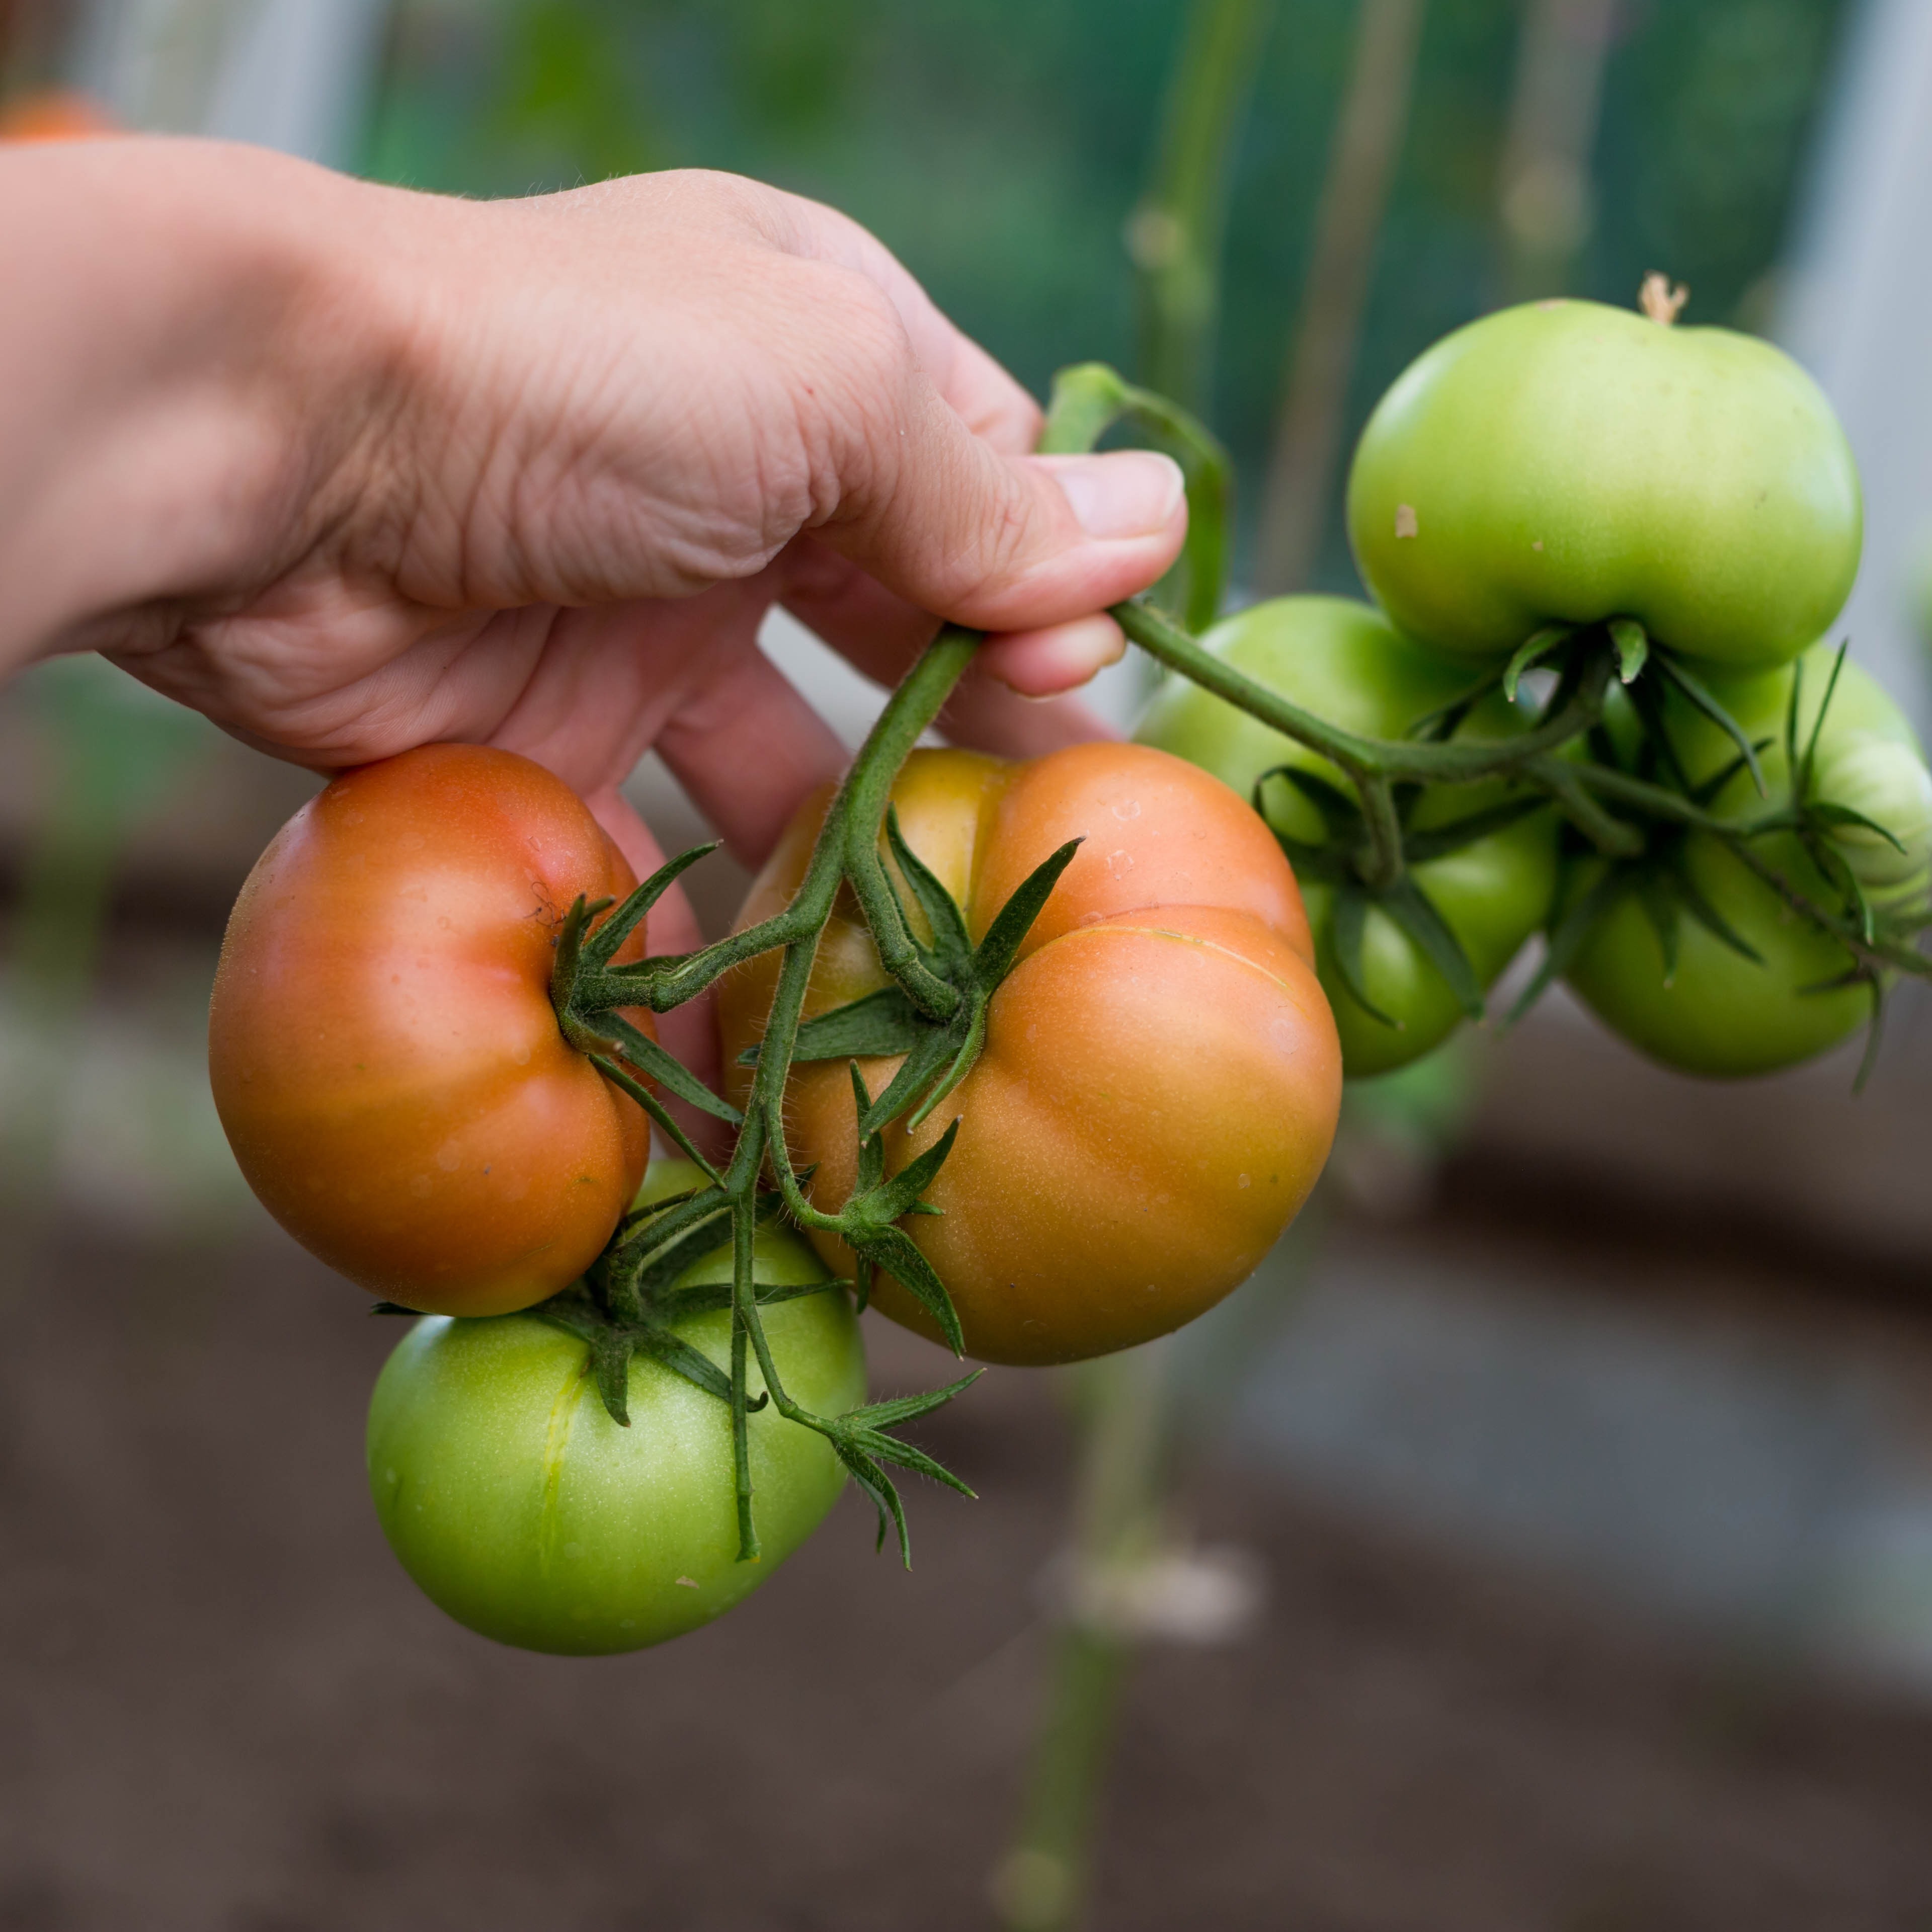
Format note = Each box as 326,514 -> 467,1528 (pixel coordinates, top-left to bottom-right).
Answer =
0,138 -> 417,671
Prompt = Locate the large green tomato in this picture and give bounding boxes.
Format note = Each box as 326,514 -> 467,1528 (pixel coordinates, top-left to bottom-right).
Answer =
1562,646 -> 1932,1076
1347,299 -> 1862,671
366,1161 -> 865,1655
1137,595 -> 1558,1076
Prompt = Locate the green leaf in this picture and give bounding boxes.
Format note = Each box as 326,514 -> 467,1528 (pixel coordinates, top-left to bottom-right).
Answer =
849,1065 -> 886,1194
1404,669 -> 1504,743
587,1011 -> 741,1123
583,841 -> 719,965
1654,653 -> 1766,797
1635,873 -> 1682,983
905,1008 -> 988,1132
1796,830 -> 1875,944
1688,745 -> 1765,808
1800,641 -> 1850,796
1609,618 -> 1650,685
1668,857 -> 1764,965
857,1021 -> 959,1137
1328,887 -> 1397,1029
852,1223 -> 965,1356
1807,800 -> 1909,854
631,1323 -> 738,1406
842,1370 -> 983,1433
835,1439 -> 913,1561
864,1118 -> 961,1224
884,807 -> 972,970
586,1054 -> 723,1181
973,838 -> 1083,986
1502,624 -> 1572,702
1257,763 -> 1360,835
1263,830 -> 1352,883
650,1267 -> 841,1321
1784,650 -> 1805,784
1376,877 -> 1484,1019
1622,668 -> 1695,792
1400,795 -> 1545,865
588,1329 -> 636,1427
1856,980 -> 1886,1095
1508,866 -> 1635,1024
760,985 -> 927,1067
850,1426 -> 977,1499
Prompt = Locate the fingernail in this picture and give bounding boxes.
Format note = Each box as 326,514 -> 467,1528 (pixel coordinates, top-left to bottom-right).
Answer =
1048,452 -> 1186,541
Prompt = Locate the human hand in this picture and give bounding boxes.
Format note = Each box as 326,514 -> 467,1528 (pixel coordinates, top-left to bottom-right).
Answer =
0,142 -> 1186,1099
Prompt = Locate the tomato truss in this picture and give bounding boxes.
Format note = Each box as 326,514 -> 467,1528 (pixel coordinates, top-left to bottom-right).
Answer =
521,361 -> 1931,1569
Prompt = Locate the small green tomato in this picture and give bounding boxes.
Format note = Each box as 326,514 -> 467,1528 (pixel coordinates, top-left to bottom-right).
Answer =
1562,647 -> 1931,1076
366,1161 -> 865,1655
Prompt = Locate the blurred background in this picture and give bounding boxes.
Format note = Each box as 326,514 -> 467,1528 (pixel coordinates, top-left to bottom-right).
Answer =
5,2 -> 1932,1927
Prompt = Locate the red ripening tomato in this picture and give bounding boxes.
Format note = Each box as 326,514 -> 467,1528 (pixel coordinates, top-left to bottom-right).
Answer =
209,745 -> 653,1316
718,743 -> 1343,1366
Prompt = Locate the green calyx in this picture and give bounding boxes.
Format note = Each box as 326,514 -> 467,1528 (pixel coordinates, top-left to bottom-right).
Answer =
547,842 -> 744,1179
1513,641 -> 1932,1079
535,1173 -> 980,1566
738,806 -> 1083,1354
1258,762 -> 1541,1027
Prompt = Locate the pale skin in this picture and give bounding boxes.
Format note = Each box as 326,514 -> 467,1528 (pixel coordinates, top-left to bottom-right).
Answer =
0,136 -> 1187,1098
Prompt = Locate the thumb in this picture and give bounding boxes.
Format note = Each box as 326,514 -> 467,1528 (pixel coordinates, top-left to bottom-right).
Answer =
808,341 -> 1187,637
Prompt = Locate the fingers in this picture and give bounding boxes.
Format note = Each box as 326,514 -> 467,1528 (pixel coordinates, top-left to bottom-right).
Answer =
744,233 -> 1183,633
774,539 -> 1120,756
979,614 -> 1128,699
808,335 -> 1187,635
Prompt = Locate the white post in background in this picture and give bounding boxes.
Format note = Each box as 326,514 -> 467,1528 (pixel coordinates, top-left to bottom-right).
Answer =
66,0 -> 388,167
1779,0 -> 1932,737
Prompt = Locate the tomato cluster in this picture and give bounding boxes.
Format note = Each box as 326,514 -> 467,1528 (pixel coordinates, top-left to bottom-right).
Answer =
202,297 -> 1931,1658
1145,295 -> 1930,1079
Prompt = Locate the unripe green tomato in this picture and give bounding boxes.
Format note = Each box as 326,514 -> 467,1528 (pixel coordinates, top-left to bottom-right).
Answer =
365,1161 -> 865,1655
1347,299 -> 1862,671
1562,647 -> 1931,1076
1136,595 -> 1558,1077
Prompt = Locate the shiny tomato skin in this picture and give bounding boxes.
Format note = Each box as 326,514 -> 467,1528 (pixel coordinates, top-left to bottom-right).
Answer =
717,743 -> 1342,1367
209,744 -> 652,1316
1347,299 -> 1862,671
367,1162 -> 864,1655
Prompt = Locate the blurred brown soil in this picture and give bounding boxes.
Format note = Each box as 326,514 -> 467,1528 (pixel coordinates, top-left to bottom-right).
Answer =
3,1215 -> 1932,1932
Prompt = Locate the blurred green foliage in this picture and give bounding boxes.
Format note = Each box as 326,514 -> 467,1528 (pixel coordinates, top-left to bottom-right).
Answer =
365,0 -> 1847,587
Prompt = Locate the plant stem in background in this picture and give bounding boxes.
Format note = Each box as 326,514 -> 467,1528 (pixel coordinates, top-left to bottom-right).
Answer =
1253,0 -> 1429,595
991,1342 -> 1175,1932
1496,0 -> 1618,304
991,10 -> 1272,1911
1128,0 -> 1275,416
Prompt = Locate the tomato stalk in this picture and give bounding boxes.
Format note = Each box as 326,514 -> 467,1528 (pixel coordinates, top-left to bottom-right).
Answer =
1110,582 -> 1932,1033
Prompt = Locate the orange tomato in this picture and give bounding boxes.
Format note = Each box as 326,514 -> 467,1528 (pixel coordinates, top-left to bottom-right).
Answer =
718,743 -> 1341,1365
209,745 -> 653,1316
